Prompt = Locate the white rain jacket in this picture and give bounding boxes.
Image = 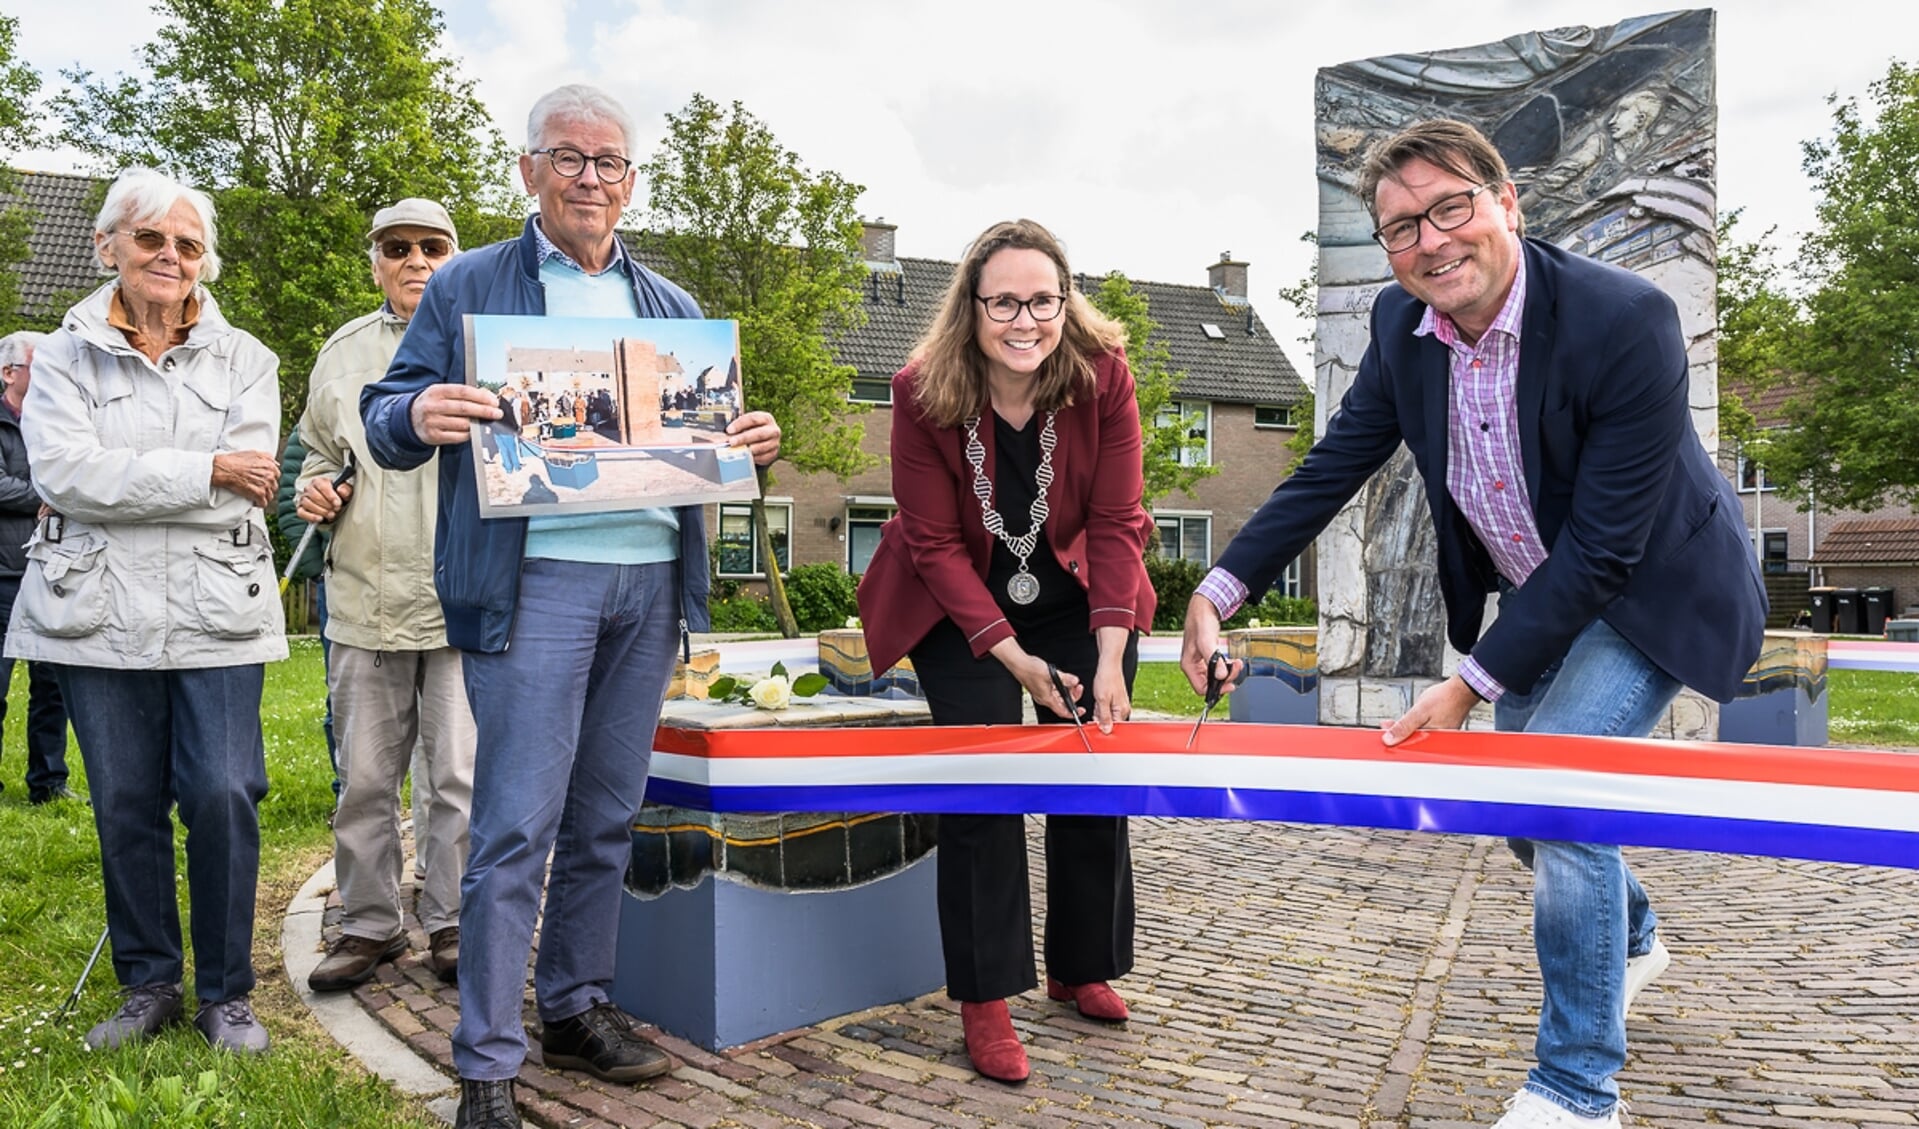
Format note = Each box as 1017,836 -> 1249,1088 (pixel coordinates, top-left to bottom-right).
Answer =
3,281 -> 289,669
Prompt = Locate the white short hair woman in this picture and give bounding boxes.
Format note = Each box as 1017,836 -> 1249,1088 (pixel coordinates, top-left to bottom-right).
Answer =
6,165 -> 286,1054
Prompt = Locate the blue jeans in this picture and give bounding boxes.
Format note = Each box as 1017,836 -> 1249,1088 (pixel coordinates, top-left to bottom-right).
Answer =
53,664 -> 269,1003
0,575 -> 71,795
1494,617 -> 1680,1118
452,558 -> 681,1080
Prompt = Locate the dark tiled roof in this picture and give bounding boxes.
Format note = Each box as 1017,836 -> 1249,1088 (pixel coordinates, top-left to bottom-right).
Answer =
626,242 -> 1307,407
1812,519 -> 1919,564
2,170 -> 106,319
1723,379 -> 1797,428
12,169 -> 1306,406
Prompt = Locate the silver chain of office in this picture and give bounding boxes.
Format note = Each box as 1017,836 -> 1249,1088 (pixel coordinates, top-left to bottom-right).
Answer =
963,411 -> 1056,606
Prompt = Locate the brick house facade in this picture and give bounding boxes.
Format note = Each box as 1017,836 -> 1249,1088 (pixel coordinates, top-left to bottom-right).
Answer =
701,220 -> 1312,595
5,174 -> 1312,595
1718,381 -> 1919,620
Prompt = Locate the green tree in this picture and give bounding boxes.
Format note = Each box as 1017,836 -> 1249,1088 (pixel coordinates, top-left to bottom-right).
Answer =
1273,230 -> 1319,473
52,0 -> 518,423
1714,209 -> 1801,450
642,93 -> 870,637
1744,60 -> 1919,510
0,14 -> 42,332
1085,272 -> 1215,505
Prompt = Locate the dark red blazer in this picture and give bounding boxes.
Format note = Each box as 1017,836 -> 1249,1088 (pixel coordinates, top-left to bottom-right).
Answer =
857,350 -> 1158,675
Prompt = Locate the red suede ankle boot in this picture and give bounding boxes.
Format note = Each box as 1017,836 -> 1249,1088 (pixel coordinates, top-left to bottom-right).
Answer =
959,999 -> 1029,1083
1046,977 -> 1129,1022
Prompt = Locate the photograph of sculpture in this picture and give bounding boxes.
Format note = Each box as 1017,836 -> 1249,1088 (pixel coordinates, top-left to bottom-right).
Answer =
463,314 -> 760,516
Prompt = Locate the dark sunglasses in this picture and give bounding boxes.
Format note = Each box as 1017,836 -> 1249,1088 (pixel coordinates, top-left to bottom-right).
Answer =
378,237 -> 454,261
118,228 -> 207,261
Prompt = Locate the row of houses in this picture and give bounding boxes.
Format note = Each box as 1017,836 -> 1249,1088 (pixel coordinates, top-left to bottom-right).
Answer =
3,170 -> 1316,595
14,168 -> 1915,622
1719,381 -> 1919,622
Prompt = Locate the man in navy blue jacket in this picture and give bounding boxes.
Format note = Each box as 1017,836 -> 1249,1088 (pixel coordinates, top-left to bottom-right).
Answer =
1182,121 -> 1764,1129
361,84 -> 781,1129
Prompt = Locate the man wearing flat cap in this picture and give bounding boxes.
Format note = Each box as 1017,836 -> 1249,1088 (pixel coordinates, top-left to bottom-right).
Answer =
298,198 -> 477,991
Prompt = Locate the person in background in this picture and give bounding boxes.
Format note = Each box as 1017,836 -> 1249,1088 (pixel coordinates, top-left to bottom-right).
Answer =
275,428 -> 335,789
9,166 -> 285,1054
359,85 -> 782,1129
0,330 -> 74,805
857,218 -> 1157,1084
300,198 -> 473,992
1181,120 -> 1766,1129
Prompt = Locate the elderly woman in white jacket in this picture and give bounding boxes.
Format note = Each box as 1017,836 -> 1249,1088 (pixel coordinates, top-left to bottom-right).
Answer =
5,167 -> 286,1054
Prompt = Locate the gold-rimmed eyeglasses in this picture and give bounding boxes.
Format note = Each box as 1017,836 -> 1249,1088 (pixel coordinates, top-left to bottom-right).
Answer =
115,228 -> 207,261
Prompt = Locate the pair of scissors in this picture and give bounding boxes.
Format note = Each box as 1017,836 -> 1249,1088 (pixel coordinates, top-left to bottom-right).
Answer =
1185,649 -> 1235,748
1046,661 -> 1094,752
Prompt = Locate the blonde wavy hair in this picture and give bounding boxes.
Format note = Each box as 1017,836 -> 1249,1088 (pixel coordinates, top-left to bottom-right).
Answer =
910,219 -> 1125,429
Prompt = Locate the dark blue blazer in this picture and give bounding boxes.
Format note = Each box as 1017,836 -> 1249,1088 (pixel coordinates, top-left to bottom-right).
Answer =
1218,238 -> 1766,702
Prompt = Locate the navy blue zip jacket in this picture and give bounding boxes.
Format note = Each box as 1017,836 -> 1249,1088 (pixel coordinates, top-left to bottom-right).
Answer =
359,217 -> 713,653
1215,238 -> 1765,702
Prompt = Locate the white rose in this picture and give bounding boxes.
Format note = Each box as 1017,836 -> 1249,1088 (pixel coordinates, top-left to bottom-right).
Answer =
845,616 -> 862,629
1247,618 -> 1263,629
747,675 -> 792,710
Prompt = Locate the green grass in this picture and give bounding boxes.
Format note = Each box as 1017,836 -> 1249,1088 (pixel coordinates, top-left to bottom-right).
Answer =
1828,669 -> 1919,747
1132,661 -> 1207,717
0,638 -> 439,1126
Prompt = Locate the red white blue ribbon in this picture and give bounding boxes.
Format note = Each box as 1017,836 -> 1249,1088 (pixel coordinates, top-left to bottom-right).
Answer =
646,721 -> 1919,871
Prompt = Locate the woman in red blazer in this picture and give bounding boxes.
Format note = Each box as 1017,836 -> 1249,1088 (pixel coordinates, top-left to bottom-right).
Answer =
856,219 -> 1157,1084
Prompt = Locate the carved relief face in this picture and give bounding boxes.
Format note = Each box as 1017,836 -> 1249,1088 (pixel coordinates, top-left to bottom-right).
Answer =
1374,157 -> 1521,344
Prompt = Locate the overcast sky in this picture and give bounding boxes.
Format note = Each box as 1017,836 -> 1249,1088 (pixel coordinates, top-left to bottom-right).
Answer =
12,1 -> 1909,377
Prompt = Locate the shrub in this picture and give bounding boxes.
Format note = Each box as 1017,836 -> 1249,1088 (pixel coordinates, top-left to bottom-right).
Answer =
783,562 -> 859,633
708,592 -> 778,632
1144,553 -> 1209,631
1144,551 -> 1316,631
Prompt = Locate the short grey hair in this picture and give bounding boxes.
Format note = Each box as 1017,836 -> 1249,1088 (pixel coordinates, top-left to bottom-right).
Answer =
526,84 -> 635,155
92,167 -> 223,283
0,330 -> 46,370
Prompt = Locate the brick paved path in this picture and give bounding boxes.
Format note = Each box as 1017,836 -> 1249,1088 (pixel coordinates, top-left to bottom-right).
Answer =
331,819 -> 1919,1127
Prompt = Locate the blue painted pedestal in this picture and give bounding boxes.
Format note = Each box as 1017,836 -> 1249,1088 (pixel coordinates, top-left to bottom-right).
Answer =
614,698 -> 943,1050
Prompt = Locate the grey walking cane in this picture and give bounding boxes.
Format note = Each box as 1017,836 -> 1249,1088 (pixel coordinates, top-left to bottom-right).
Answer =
56,927 -> 110,1023
279,458 -> 357,595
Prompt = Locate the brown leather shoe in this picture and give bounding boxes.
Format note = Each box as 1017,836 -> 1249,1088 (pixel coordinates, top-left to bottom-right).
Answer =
308,932 -> 407,992
429,926 -> 460,984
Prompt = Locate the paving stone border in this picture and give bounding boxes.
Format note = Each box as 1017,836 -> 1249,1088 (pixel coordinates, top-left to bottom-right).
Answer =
294,818 -> 1919,1127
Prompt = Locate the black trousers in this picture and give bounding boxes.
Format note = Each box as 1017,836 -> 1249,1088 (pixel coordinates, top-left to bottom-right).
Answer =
0,575 -> 70,794
910,612 -> 1139,1002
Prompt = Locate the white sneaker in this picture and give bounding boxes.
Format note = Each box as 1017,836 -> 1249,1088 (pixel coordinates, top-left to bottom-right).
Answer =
1623,936 -> 1671,1015
1493,1088 -> 1621,1128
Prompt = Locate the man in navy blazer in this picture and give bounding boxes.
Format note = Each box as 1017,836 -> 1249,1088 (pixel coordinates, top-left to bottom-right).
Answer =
1182,121 -> 1765,1129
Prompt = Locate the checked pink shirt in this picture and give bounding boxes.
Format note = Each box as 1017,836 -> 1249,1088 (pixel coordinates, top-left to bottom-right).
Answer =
1196,255 -> 1539,702
1423,254 -> 1538,702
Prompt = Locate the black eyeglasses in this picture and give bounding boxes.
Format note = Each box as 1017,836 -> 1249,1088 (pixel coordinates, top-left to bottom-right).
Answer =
378,237 -> 454,261
976,293 -> 1065,323
116,228 -> 207,261
531,147 -> 634,182
1371,183 -> 1498,254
